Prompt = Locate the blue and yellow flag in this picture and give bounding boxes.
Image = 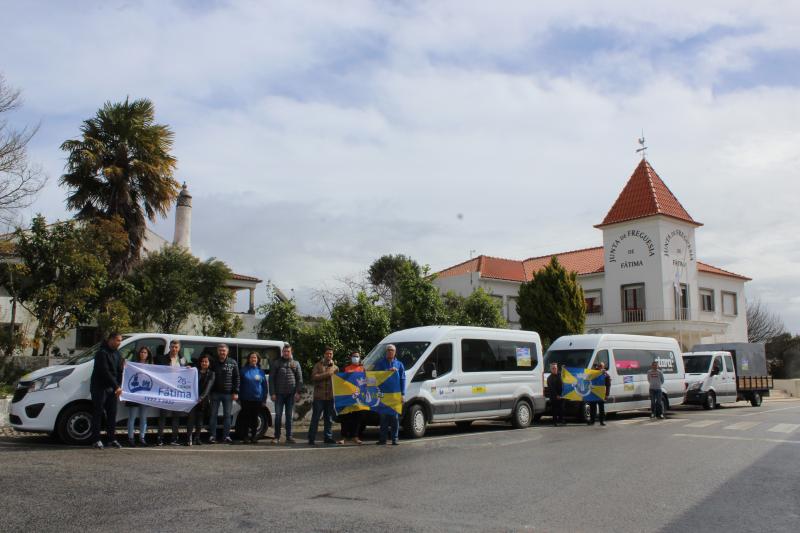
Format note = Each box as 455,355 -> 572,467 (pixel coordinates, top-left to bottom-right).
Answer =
333,371 -> 403,416
561,367 -> 607,402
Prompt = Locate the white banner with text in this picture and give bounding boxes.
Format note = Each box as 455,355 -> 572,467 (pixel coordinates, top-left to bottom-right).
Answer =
120,362 -> 198,413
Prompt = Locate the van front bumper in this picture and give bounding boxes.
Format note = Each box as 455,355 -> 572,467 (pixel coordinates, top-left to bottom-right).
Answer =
8,386 -> 62,433
683,390 -> 708,405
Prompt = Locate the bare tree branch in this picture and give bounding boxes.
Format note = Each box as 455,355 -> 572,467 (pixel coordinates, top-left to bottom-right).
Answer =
0,74 -> 47,225
747,298 -> 785,344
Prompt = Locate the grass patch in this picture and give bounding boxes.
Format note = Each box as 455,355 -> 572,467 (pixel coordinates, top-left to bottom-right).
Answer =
0,383 -> 14,399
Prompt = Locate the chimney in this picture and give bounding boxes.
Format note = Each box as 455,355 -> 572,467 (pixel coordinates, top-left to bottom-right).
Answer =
173,182 -> 192,251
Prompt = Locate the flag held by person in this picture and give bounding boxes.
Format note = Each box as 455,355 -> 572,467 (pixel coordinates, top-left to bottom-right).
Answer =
561,367 -> 607,402
121,362 -> 198,412
333,371 -> 402,416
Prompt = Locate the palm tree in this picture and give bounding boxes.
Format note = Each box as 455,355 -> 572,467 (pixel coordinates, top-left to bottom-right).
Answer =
60,98 -> 179,274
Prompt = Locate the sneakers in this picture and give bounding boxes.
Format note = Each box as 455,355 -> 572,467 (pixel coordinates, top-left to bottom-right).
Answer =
286,437 -> 297,444
157,437 -> 165,446
170,439 -> 181,446
659,414 -> 666,419
600,422 -> 606,426
223,437 -> 233,444
139,438 -> 148,447
92,440 -> 104,450
108,440 -> 122,449
208,437 -> 217,444
391,440 -> 399,446
270,438 -> 279,445
650,414 -> 656,419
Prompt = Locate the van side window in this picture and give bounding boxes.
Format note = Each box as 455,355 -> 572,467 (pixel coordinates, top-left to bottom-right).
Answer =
461,339 -> 538,372
724,355 -> 735,374
414,344 -> 453,382
136,338 -> 166,362
239,345 -> 279,371
613,349 -> 677,375
594,350 -> 610,369
180,342 -> 218,365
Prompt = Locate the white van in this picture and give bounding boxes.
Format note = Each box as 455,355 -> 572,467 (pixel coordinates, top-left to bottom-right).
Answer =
544,334 -> 686,421
8,333 -> 284,444
682,351 -> 738,409
363,326 -> 544,438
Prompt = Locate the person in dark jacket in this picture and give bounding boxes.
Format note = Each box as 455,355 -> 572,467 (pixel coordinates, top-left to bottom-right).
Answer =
90,332 -> 124,449
186,353 -> 215,446
269,343 -> 303,444
547,362 -> 565,427
126,346 -> 153,446
239,352 -> 268,444
156,339 -> 187,446
209,343 -> 240,444
589,362 -> 612,426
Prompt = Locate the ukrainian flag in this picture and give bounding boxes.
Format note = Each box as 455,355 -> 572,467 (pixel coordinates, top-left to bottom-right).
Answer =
561,367 -> 607,402
333,371 -> 403,416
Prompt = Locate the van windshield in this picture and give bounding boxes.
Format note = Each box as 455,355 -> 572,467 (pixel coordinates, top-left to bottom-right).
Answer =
63,335 -> 133,365
684,356 -> 712,373
543,349 -> 594,370
364,342 -> 431,370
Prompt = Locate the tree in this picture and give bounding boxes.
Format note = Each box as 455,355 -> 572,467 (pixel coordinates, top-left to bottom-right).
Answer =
127,245 -> 235,333
747,298 -> 785,344
516,256 -> 586,348
197,258 -> 242,337
60,98 -> 179,274
329,291 -> 391,361
256,285 -> 302,344
3,216 -> 115,356
368,254 -> 421,306
443,288 -> 507,328
391,262 -> 447,330
0,74 -> 46,227
766,333 -> 800,378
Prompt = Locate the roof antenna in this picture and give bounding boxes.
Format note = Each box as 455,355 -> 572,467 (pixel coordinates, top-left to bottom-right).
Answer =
636,130 -> 648,160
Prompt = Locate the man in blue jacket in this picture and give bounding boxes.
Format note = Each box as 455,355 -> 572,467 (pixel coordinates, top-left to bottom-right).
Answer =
374,344 -> 406,446
90,332 -> 124,449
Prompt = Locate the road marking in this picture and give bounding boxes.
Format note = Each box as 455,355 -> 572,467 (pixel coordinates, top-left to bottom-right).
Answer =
673,433 -> 800,445
613,419 -> 647,425
740,405 -> 800,417
723,422 -> 760,431
768,424 -> 799,434
684,419 -> 720,428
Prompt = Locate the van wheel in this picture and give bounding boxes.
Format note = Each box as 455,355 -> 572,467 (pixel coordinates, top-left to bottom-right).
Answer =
580,402 -> 592,423
57,403 -> 95,445
512,400 -> 533,429
455,421 -> 472,431
703,392 -> 716,410
405,404 -> 427,439
750,392 -> 762,407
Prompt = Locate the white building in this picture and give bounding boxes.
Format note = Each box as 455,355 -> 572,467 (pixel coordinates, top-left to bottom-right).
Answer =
1,183 -> 270,355
434,159 -> 750,350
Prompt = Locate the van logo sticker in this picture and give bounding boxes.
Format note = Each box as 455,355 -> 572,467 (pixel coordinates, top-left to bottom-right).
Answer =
471,385 -> 487,394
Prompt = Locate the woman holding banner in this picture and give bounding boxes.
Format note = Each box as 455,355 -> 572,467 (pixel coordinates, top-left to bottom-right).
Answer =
126,347 -> 153,446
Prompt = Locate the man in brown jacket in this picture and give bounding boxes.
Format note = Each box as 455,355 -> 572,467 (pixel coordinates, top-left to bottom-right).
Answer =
307,347 -> 339,445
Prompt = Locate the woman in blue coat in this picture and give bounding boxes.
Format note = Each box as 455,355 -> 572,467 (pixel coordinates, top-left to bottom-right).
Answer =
239,352 -> 268,443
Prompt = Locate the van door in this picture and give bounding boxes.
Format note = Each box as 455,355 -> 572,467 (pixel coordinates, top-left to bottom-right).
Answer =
709,356 -> 724,399
452,338 -> 503,418
412,343 -> 456,421
721,354 -> 737,401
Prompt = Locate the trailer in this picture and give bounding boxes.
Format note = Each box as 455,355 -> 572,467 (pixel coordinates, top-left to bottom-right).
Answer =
691,342 -> 772,406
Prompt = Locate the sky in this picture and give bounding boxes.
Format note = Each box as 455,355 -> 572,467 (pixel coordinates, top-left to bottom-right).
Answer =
2,0 -> 798,332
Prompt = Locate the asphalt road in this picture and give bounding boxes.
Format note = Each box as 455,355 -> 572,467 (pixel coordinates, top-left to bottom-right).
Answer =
1,399 -> 799,533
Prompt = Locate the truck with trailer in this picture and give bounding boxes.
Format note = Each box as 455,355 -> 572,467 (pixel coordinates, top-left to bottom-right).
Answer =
688,342 -> 772,407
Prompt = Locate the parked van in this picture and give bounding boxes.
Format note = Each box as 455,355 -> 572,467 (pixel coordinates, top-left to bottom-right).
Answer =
8,333 -> 284,444
682,352 -> 738,409
363,326 -> 544,438
544,334 -> 686,421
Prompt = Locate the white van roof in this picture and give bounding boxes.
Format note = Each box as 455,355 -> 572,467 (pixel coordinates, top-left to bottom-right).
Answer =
382,326 -> 541,345
683,351 -> 731,357
549,333 -> 681,351
123,333 -> 284,346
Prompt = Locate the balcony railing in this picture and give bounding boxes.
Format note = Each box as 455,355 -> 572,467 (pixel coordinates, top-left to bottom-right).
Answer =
623,308 -> 645,323
585,307 -> 736,325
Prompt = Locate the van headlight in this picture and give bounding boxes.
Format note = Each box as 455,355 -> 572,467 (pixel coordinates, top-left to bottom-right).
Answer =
27,369 -> 74,393
688,381 -> 702,391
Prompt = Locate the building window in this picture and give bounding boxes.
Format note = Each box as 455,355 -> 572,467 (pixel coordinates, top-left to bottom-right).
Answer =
674,283 -> 689,320
621,283 -> 645,322
507,296 -> 519,323
700,288 -> 714,312
722,291 -> 738,316
75,326 -> 101,349
585,290 -> 603,314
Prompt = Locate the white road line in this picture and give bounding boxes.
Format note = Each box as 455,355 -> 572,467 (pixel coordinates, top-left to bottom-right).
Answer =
613,419 -> 646,425
741,405 -> 800,417
723,422 -> 760,431
684,419 -> 720,428
673,433 -> 800,445
768,424 -> 800,434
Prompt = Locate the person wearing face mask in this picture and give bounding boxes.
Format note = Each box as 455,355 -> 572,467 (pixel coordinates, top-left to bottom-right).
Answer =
337,350 -> 365,445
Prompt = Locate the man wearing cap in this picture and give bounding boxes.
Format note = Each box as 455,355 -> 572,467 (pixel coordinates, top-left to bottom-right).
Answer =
374,344 -> 406,445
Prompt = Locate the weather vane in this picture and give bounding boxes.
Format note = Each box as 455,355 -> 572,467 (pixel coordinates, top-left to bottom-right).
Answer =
636,130 -> 648,159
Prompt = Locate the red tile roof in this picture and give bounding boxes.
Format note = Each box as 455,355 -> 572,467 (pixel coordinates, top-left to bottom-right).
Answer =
437,249 -> 748,283
230,272 -> 262,283
596,159 -> 701,228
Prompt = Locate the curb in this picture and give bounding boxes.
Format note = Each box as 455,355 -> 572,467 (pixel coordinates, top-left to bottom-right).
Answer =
0,399 -> 9,427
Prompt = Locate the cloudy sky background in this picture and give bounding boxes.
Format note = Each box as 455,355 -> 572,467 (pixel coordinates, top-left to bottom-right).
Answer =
2,1 -> 798,332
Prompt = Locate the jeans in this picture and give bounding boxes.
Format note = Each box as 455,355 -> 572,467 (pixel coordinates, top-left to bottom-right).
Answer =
590,401 -> 605,423
158,409 -> 180,440
308,399 -> 335,442
650,389 -> 664,417
91,387 -> 118,444
274,393 -> 295,440
379,413 -> 399,443
127,404 -> 147,440
210,392 -> 233,439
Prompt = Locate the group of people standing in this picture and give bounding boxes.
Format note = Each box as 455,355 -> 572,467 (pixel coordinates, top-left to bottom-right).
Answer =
89,332 -> 407,449
545,360 -> 666,426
